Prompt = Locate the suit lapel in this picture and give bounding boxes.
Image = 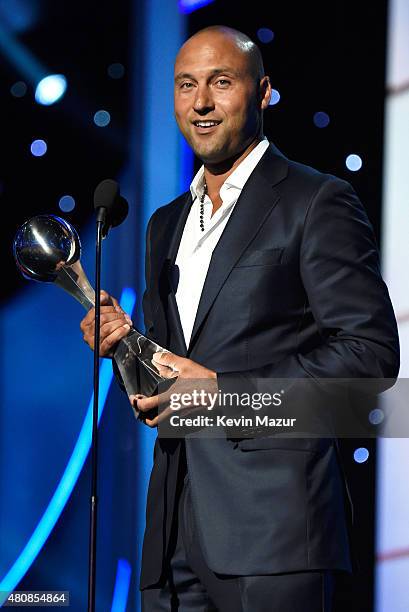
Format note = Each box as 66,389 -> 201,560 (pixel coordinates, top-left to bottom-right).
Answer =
166,192 -> 193,264
162,191 -> 193,355
188,144 -> 288,353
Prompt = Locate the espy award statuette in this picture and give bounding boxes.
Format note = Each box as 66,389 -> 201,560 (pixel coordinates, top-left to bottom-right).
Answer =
13,214 -> 167,398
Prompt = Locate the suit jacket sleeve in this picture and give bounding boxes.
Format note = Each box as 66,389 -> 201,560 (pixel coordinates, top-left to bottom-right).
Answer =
218,177 -> 400,395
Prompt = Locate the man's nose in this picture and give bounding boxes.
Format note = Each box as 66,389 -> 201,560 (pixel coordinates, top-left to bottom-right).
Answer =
193,85 -> 214,114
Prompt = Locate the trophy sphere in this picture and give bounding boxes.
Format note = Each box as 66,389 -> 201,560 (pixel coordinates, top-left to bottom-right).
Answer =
13,215 -> 81,282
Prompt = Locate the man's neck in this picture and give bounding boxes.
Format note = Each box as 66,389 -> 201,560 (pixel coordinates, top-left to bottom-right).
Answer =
203,136 -> 264,216
203,136 -> 263,200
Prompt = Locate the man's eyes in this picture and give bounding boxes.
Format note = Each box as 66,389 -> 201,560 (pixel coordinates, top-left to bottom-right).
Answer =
215,79 -> 231,87
179,78 -> 232,90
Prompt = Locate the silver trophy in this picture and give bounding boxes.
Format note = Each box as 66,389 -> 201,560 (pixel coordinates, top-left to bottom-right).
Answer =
13,214 -> 167,397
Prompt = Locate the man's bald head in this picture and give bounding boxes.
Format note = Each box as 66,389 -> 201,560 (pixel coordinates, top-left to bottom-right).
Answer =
174,25 -> 271,167
179,26 -> 265,82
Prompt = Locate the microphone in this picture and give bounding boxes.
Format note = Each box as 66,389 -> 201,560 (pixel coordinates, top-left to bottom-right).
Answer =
88,178 -> 128,611
93,179 -> 129,237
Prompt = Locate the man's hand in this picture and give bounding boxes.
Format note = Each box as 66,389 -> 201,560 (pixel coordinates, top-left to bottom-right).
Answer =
80,290 -> 133,357
130,351 -> 218,427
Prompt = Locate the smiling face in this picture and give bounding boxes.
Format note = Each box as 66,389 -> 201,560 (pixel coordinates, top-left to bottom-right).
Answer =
174,29 -> 271,166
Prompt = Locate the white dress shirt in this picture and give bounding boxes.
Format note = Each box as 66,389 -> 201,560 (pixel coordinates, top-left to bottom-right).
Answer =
175,138 -> 270,347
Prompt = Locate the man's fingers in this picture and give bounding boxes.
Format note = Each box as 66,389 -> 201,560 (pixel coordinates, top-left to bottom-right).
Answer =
129,394 -> 145,405
151,351 -> 183,379
129,395 -> 159,428
153,361 -> 179,379
135,394 -> 159,412
82,313 -> 127,341
144,406 -> 173,428
100,290 -> 112,305
96,312 -> 129,329
133,390 -> 174,413
110,295 -> 122,313
100,324 -> 130,354
80,309 -> 95,330
100,312 -> 132,333
81,307 -> 132,355
83,324 -> 129,352
100,317 -> 131,337
103,295 -> 133,324
152,351 -> 183,374
144,419 -> 157,427
80,286 -> 133,355
81,305 -> 123,329
152,351 -> 176,367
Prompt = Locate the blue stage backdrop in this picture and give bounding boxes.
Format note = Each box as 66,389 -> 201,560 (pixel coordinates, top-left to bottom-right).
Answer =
0,1 -> 192,610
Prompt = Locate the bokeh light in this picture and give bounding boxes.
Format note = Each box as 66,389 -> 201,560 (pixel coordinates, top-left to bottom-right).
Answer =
269,89 -> 281,106
313,111 -> 330,128
257,28 -> 275,44
10,81 -> 27,98
107,63 -> 125,79
369,408 -> 384,425
30,139 -> 47,157
354,447 -> 369,464
58,195 -> 76,212
35,75 -> 67,106
346,154 -> 363,172
93,110 -> 111,127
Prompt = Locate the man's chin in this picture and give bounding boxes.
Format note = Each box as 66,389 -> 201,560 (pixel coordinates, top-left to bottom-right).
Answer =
191,144 -> 228,165
189,137 -> 254,167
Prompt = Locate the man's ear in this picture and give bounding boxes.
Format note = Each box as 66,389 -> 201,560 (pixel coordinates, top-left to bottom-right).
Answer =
260,76 -> 272,110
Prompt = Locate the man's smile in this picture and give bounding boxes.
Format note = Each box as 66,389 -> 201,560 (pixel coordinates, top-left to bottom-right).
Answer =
192,119 -> 222,134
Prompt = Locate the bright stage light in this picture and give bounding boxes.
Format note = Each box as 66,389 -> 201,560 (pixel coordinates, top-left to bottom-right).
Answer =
111,559 -> 131,612
178,0 -> 215,13
35,74 -> 67,106
346,154 -> 363,172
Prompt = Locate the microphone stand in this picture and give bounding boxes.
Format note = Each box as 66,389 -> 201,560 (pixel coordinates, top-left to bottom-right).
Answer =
88,210 -> 105,612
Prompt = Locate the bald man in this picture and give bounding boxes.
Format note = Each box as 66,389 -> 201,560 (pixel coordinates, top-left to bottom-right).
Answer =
81,26 -> 399,612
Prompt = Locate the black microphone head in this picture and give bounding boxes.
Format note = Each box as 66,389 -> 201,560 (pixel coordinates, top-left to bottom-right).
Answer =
111,195 -> 129,228
93,179 -> 128,234
93,179 -> 119,211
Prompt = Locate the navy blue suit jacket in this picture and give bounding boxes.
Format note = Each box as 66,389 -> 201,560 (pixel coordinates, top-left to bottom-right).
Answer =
136,143 -> 399,589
